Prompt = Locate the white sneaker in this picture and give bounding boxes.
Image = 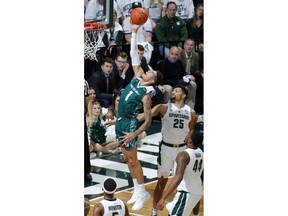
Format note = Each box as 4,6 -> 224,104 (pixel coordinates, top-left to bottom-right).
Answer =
132,191 -> 151,211
127,191 -> 139,204
151,208 -> 158,216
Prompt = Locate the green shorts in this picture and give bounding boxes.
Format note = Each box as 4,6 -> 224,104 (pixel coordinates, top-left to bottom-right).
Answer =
115,117 -> 139,151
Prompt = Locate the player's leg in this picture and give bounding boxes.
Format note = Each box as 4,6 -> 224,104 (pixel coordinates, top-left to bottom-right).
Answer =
192,200 -> 201,216
152,143 -> 174,216
167,192 -> 202,216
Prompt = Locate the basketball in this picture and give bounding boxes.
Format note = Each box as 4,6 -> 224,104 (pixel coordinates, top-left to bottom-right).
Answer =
130,7 -> 148,25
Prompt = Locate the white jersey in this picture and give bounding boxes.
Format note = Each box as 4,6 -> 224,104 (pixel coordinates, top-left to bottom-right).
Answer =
163,0 -> 194,20
123,18 -> 153,41
161,103 -> 191,144
100,198 -> 126,216
84,0 -> 104,21
117,0 -> 150,19
177,148 -> 203,194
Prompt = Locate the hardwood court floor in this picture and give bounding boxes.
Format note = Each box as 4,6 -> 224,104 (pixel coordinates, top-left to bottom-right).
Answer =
86,177 -> 204,216
85,121 -> 204,215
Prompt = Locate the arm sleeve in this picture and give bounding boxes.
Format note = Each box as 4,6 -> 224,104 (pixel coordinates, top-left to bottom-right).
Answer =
130,32 -> 140,66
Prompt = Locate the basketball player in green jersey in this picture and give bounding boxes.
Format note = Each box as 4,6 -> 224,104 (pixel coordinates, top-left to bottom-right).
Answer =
115,23 -> 163,211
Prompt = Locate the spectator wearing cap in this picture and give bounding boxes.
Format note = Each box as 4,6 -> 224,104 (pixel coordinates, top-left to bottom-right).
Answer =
117,0 -> 152,44
92,178 -> 130,216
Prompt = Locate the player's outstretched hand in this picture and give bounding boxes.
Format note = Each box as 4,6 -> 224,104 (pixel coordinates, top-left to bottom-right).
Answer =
131,23 -> 141,33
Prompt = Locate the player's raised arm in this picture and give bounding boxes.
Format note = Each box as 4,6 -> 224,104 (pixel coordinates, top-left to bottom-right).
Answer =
130,24 -> 144,78
189,109 -> 197,130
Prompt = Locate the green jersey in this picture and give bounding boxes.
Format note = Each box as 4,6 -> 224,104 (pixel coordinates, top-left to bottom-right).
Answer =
118,78 -> 155,119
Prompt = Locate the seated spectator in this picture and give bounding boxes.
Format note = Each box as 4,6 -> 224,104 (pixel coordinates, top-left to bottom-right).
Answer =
149,0 -> 165,24
186,3 -> 204,71
155,1 -> 188,58
186,3 -> 203,48
179,38 -> 203,114
84,0 -> 105,21
86,102 -> 120,157
162,0 -> 195,22
85,87 -> 97,118
156,46 -> 196,109
88,57 -> 120,108
102,9 -> 124,59
179,38 -> 199,75
113,52 -> 133,91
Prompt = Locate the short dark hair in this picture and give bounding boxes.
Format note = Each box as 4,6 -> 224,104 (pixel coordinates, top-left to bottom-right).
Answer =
167,1 -> 177,9
116,52 -> 128,60
102,178 -> 117,194
191,130 -> 203,147
101,57 -> 114,66
173,84 -> 188,99
137,44 -> 145,52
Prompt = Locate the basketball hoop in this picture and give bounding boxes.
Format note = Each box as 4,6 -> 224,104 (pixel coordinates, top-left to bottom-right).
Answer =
84,22 -> 107,61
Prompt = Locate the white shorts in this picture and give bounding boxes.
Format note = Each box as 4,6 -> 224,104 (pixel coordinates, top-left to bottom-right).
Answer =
166,191 -> 202,216
157,141 -> 186,178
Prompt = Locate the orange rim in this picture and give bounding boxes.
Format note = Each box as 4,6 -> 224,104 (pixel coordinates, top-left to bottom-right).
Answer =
84,22 -> 107,32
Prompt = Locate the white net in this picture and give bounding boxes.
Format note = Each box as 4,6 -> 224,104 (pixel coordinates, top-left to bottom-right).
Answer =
84,29 -> 106,61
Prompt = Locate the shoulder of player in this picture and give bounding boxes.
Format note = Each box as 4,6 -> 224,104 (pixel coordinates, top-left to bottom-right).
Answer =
176,151 -> 190,167
152,103 -> 168,116
189,108 -> 196,116
93,202 -> 104,215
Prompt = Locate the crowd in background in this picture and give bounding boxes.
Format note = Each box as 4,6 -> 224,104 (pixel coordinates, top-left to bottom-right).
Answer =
84,1 -> 204,215
84,0 -> 204,114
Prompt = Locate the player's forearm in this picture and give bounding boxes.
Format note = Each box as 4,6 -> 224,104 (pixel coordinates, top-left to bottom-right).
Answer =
134,110 -> 152,137
161,176 -> 182,200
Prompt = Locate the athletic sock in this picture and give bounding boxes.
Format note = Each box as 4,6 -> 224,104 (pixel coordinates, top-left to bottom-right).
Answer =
132,179 -> 139,192
137,183 -> 145,193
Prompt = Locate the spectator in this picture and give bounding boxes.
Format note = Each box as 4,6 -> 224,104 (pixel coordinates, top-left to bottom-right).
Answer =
104,93 -> 121,124
88,57 -> 120,108
179,38 -> 199,74
156,130 -> 204,216
179,38 -> 203,114
186,3 -> 204,47
180,39 -> 204,114
186,3 -> 204,70
85,87 -> 97,118
84,80 -> 92,183
124,18 -> 153,44
102,9 -> 124,59
117,0 -> 150,30
87,102 -> 120,157
92,178 -> 130,216
156,46 -> 196,109
84,0 -> 105,21
162,0 -> 195,21
113,52 -> 133,91
149,0 -> 165,24
155,1 -> 188,58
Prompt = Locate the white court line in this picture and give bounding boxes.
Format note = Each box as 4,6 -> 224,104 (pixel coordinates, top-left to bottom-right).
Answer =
91,158 -> 157,179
